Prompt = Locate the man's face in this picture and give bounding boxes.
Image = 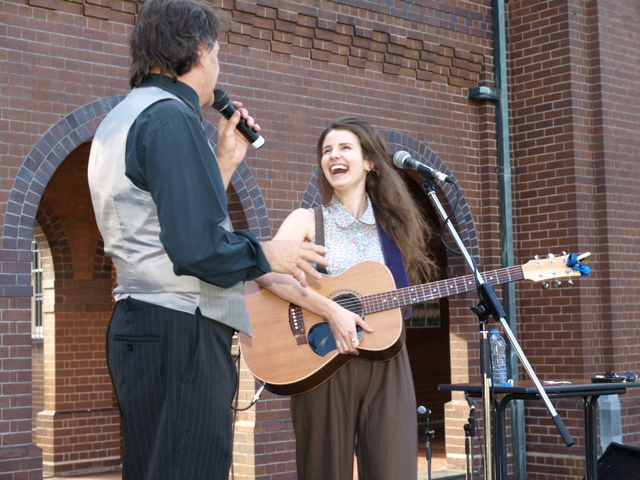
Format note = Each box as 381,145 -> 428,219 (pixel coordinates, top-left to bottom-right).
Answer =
199,41 -> 220,107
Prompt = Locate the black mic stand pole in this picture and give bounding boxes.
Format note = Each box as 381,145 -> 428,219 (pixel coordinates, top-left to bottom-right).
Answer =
464,396 -> 476,480
420,177 -> 574,480
418,406 -> 435,480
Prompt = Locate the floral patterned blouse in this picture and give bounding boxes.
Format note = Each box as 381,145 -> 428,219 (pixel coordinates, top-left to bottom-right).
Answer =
313,196 -> 385,276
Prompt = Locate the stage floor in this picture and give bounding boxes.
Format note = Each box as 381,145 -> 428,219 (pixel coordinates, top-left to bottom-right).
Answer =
45,439 -> 466,479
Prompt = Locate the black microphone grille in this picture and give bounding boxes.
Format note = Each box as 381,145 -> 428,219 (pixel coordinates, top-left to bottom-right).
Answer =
212,89 -> 229,111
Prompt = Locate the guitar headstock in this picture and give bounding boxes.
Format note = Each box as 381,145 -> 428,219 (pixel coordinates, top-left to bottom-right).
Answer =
522,252 -> 591,288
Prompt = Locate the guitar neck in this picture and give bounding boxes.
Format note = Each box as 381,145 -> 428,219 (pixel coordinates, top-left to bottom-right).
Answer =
363,265 -> 524,314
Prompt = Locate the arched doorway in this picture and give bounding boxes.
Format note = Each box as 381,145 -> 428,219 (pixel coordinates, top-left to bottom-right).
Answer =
7,97 -> 274,477
298,131 -> 480,472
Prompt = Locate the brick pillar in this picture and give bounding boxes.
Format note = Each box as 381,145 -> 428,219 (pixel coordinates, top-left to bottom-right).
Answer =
34,146 -> 122,477
0,298 -> 43,478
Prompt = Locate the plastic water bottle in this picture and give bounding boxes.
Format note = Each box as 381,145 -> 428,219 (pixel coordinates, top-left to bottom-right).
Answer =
489,328 -> 508,386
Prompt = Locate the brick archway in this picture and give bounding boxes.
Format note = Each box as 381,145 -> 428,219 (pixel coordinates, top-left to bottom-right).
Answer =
300,130 -> 480,267
2,96 -> 270,292
2,96 -> 272,477
298,132 -> 480,478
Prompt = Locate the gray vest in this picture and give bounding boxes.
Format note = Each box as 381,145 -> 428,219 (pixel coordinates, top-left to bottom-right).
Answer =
88,86 -> 251,335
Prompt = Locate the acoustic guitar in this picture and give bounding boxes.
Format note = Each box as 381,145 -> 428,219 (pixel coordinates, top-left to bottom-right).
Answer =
239,252 -> 591,395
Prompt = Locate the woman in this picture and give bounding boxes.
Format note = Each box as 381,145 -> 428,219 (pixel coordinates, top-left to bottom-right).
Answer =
256,117 -> 438,480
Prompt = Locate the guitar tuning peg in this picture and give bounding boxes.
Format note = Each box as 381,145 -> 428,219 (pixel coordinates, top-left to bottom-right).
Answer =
542,282 -> 550,290
534,255 -> 540,260
554,280 -> 562,288
561,251 -> 567,256
547,253 -> 556,259
568,279 -> 574,286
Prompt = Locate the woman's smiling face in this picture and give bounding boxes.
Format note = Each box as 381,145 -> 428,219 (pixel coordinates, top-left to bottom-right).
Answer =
320,129 -> 372,193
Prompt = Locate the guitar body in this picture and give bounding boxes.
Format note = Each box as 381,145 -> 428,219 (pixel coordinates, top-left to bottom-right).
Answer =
239,261 -> 405,396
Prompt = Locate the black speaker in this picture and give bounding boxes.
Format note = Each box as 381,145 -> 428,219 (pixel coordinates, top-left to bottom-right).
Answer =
598,442 -> 640,480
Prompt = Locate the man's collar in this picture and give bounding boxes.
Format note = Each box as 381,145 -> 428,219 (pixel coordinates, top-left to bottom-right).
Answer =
141,74 -> 204,123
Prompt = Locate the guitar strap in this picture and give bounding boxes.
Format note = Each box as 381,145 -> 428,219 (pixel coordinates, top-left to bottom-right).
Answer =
313,205 -> 412,318
313,205 -> 328,274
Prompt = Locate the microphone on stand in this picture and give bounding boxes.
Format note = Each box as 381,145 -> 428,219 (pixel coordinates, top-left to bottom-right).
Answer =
418,405 -> 434,480
212,89 -> 265,149
393,151 -> 454,183
466,396 -> 476,412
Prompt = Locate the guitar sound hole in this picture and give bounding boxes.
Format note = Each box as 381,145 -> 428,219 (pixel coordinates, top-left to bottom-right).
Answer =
307,292 -> 364,357
333,293 -> 363,317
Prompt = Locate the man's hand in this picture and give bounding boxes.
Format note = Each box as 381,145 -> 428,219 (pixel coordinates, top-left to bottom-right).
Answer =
216,102 -> 259,188
260,240 -> 329,287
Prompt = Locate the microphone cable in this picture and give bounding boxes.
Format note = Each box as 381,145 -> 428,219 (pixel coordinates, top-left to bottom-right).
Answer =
229,345 -> 267,479
230,346 -> 266,412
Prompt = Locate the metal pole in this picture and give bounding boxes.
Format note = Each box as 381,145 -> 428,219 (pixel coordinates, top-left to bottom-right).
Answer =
492,1 -> 527,477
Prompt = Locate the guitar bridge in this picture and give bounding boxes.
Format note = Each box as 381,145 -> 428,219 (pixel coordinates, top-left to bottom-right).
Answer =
289,304 -> 308,345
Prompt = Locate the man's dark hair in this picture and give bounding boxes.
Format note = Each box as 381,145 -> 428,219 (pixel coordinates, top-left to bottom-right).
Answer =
129,0 -> 223,88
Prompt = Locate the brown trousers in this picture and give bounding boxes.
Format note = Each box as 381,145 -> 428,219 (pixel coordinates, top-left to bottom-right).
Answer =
291,347 -> 418,480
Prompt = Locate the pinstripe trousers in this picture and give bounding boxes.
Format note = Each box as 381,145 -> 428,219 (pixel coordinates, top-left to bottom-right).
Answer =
106,297 -> 236,480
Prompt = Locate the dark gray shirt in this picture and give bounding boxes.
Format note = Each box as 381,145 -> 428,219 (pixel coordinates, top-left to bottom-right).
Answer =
125,74 -> 270,288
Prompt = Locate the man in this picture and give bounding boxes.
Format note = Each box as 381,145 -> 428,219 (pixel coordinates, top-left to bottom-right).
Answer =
87,1 -> 328,479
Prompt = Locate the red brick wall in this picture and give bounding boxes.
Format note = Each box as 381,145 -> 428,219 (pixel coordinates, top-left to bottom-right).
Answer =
589,2 -> 640,426
0,297 -> 41,477
507,0 -> 640,477
215,1 -> 495,478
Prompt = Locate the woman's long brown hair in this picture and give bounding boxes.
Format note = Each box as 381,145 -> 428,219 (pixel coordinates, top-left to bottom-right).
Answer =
316,117 -> 439,284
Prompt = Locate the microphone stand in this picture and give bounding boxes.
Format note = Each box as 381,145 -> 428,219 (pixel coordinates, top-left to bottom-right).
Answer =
418,406 -> 435,480
420,176 -> 574,479
464,396 -> 476,480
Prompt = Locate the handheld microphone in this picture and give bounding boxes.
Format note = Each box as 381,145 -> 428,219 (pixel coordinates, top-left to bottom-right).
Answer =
393,151 -> 453,183
212,89 -> 265,149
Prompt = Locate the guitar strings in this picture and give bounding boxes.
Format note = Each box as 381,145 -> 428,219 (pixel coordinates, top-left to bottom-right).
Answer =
326,265 -> 524,314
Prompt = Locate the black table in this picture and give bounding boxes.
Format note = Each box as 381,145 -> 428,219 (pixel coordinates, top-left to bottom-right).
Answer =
439,379 -> 640,480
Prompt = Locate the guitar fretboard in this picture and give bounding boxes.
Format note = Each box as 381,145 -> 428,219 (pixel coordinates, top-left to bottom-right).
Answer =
363,266 -> 525,314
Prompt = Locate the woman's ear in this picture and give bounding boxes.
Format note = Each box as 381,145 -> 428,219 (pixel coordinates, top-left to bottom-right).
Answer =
364,158 -> 374,173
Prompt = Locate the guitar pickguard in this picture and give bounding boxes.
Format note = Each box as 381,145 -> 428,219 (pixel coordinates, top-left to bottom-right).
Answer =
308,323 -> 364,357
